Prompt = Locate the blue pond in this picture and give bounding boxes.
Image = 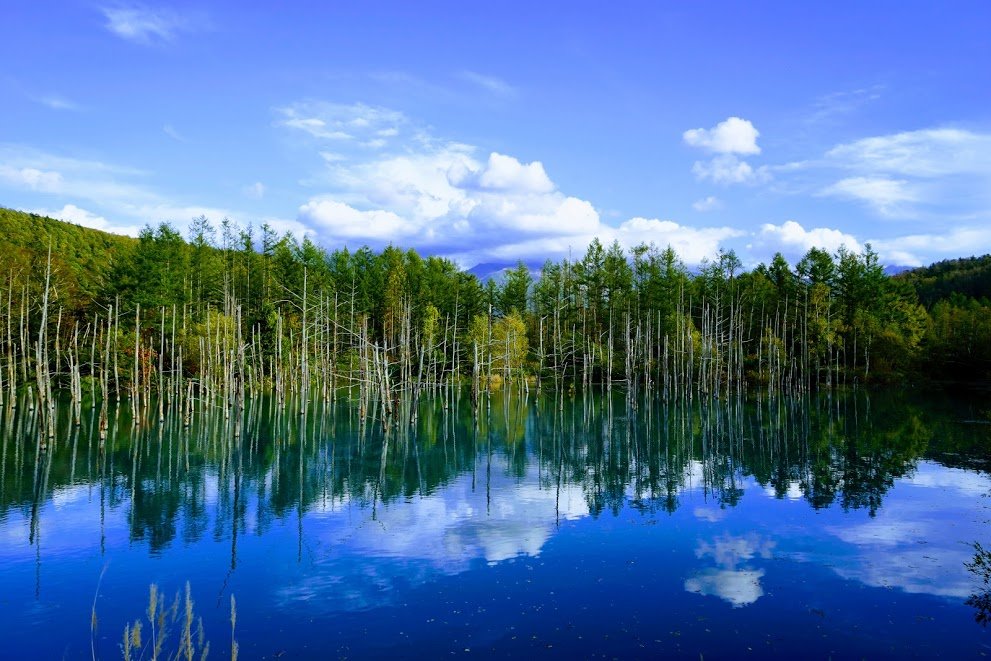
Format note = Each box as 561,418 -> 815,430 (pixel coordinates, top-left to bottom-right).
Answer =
1,389 -> 990,658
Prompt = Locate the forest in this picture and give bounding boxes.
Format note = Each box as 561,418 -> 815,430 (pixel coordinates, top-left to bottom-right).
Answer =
1,206 -> 990,433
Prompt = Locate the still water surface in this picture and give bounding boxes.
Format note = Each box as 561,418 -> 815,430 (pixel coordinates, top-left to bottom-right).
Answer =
1,390 -> 990,658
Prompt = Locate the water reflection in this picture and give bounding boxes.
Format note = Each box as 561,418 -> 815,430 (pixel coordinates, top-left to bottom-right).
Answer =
1,390 -> 989,559
1,387 -> 990,654
685,533 -> 775,607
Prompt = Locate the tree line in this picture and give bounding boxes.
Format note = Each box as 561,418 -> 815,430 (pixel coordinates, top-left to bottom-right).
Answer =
1,207 -> 990,432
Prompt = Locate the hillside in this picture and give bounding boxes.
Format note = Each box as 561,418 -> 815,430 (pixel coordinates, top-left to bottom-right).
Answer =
896,254 -> 991,307
0,207 -> 136,308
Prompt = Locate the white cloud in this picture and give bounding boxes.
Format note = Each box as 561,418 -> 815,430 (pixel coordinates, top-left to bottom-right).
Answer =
162,124 -> 187,143
826,128 -> 991,178
101,5 -> 199,44
0,165 -> 63,192
692,154 -> 771,185
35,94 -> 81,111
758,220 -> 861,256
279,100 -> 743,266
33,203 -> 142,237
277,102 -> 406,146
807,86 -> 883,124
819,176 -> 920,217
452,152 -> 555,194
692,196 -> 721,212
815,128 -> 991,220
683,117 -> 761,155
614,218 -> 743,264
299,199 -> 417,241
459,71 -> 516,96
0,144 -> 242,237
870,226 -> 991,266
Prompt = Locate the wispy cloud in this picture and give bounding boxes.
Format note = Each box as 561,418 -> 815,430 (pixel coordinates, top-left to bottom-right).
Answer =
692,154 -> 771,185
826,128 -> 991,178
0,144 -> 237,235
819,176 -> 919,217
276,102 -> 407,147
814,127 -> 991,219
458,71 -> 516,97
162,124 -> 187,142
101,5 -> 202,44
807,85 -> 884,124
34,94 -> 82,111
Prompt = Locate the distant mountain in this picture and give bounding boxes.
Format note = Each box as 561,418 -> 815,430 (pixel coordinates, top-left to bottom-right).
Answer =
883,264 -> 913,277
467,261 -> 544,284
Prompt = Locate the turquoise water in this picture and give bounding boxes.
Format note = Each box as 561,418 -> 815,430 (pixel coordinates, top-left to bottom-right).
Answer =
1,389 -> 990,658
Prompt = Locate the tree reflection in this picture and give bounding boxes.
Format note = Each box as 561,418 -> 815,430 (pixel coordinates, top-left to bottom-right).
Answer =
0,387 -> 988,557
966,543 -> 991,625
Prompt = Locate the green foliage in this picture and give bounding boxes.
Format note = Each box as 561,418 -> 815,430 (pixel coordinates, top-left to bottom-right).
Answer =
4,206 -> 991,390
0,206 -> 135,311
898,253 -> 991,306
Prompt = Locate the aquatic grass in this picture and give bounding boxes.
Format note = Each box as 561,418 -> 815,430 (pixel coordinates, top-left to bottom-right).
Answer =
117,582 -> 220,661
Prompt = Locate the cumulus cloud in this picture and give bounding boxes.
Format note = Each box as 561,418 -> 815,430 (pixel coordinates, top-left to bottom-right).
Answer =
101,5 -> 201,44
615,218 -> 743,263
281,107 -> 741,266
451,152 -> 555,194
299,199 -> 417,241
758,220 -> 861,256
683,117 -> 761,155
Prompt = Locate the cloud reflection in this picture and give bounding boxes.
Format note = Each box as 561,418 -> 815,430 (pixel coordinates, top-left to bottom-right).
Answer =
276,455 -> 589,611
685,533 -> 775,608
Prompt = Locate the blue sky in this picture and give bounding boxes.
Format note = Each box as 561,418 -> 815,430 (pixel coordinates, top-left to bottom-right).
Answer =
2,1 -> 990,268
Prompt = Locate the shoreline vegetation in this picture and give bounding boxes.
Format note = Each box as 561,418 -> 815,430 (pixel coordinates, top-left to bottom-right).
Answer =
1,207 -> 990,440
